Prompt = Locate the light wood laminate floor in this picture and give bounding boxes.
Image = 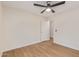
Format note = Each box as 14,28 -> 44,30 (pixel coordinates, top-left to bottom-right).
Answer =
2,40 -> 79,57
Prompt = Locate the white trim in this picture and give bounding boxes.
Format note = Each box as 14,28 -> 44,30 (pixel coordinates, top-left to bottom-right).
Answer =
2,40 -> 41,53
54,40 -> 79,51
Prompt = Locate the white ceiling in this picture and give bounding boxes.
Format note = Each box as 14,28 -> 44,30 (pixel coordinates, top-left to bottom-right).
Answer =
2,1 -> 79,18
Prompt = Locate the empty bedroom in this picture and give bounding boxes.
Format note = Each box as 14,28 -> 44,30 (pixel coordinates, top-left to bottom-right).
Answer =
0,0 -> 79,57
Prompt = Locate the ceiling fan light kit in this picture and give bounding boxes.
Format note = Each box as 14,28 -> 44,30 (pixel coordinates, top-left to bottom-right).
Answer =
33,1 -> 65,14
46,8 -> 51,12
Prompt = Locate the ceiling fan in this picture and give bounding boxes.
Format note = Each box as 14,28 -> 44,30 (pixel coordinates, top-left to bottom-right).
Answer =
34,1 -> 65,14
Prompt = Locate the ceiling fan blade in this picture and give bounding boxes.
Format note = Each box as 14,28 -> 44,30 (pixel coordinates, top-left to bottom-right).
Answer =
51,9 -> 55,13
51,1 -> 65,7
34,3 -> 47,7
41,9 -> 46,13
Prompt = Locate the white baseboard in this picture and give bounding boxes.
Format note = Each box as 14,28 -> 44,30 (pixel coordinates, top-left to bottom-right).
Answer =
2,40 -> 41,53
1,39 -> 49,55
54,40 -> 79,51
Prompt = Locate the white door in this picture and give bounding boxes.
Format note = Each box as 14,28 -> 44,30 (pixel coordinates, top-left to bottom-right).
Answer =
40,20 -> 50,41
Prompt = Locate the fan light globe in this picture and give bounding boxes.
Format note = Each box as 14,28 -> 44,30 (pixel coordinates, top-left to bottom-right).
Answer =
46,8 -> 51,12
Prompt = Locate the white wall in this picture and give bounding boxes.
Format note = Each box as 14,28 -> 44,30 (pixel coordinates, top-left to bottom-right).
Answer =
0,2 -> 2,56
2,6 -> 47,52
0,2 -> 4,56
50,8 -> 79,50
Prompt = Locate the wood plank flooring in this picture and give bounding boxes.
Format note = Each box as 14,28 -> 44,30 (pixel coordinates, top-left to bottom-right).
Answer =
2,40 -> 79,57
